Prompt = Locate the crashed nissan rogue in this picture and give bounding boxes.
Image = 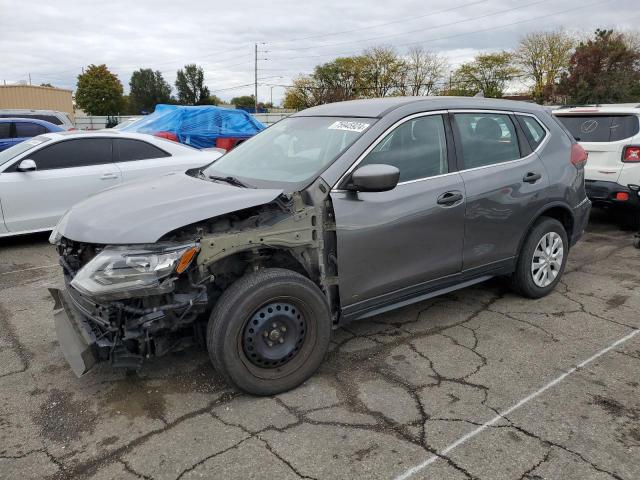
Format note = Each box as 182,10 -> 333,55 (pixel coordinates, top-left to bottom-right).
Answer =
49,97 -> 591,395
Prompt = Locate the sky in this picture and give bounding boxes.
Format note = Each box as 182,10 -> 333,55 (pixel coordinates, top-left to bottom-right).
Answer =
1,0 -> 639,105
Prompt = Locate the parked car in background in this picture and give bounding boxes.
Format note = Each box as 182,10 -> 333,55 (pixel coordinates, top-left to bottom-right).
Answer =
48,97 -> 590,395
553,106 -> 640,228
121,104 -> 265,151
0,109 -> 74,129
0,131 -> 221,237
0,118 -> 63,151
110,116 -> 143,130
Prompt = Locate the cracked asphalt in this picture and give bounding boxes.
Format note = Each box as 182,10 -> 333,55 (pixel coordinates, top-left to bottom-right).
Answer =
1,208 -> 639,480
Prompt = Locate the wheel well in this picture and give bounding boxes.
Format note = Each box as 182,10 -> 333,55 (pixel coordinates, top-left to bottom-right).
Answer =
539,206 -> 574,240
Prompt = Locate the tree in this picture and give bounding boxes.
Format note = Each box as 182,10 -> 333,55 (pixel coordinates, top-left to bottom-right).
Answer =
515,30 -> 575,104
129,68 -> 172,113
75,64 -> 124,115
559,29 -> 640,104
403,47 -> 448,96
230,95 -> 256,108
206,94 -> 223,105
283,76 -> 318,109
40,83 -> 54,88
175,64 -> 210,105
360,46 -> 406,97
312,56 -> 366,101
450,52 -> 520,98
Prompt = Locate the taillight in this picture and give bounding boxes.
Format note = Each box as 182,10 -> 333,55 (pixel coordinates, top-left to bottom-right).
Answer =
570,143 -> 588,167
154,131 -> 178,142
622,146 -> 640,163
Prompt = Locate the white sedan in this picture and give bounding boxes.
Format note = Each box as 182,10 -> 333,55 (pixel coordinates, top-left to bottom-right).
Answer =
0,131 -> 221,237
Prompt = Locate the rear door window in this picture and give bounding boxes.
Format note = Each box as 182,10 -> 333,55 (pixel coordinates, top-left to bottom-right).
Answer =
115,138 -> 170,161
27,138 -> 113,170
453,113 -> 521,169
0,123 -> 10,139
555,115 -> 639,142
14,122 -> 48,138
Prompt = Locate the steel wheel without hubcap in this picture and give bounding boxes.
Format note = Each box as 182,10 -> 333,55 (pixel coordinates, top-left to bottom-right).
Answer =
531,232 -> 564,288
242,301 -> 306,368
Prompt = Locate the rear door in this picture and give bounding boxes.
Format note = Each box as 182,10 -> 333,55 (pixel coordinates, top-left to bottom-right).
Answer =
0,138 -> 122,232
554,114 -> 639,183
114,138 -> 193,182
451,111 -> 550,271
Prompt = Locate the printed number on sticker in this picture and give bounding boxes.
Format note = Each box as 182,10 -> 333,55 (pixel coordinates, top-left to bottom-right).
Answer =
328,121 -> 370,133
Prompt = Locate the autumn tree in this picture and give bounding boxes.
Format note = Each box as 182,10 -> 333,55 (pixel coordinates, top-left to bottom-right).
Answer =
175,64 -> 210,105
360,46 -> 406,97
515,30 -> 575,104
402,47 -> 449,96
75,64 -> 124,115
559,29 -> 640,104
283,76 -> 318,109
450,52 -> 520,98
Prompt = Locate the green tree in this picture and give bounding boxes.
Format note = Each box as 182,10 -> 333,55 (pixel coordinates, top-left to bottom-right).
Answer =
230,95 -> 256,107
559,29 -> 640,104
450,52 -> 520,98
515,30 -> 575,104
205,94 -> 223,105
129,68 -> 172,113
75,64 -> 124,115
175,64 -> 210,105
40,83 -> 54,88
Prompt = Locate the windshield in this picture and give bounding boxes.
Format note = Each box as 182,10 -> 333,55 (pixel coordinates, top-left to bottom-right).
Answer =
203,116 -> 375,186
0,135 -> 52,167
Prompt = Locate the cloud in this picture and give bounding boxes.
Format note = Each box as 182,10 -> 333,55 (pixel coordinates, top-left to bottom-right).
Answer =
1,0 -> 637,104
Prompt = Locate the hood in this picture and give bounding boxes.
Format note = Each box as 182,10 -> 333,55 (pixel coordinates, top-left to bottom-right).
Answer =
55,172 -> 282,244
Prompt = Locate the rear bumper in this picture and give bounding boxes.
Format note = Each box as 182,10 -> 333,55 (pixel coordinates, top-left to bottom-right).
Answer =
49,287 -> 99,377
585,180 -> 640,210
571,197 -> 592,246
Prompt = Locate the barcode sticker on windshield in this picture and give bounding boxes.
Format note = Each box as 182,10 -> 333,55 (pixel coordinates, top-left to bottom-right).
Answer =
26,139 -> 44,146
328,121 -> 370,133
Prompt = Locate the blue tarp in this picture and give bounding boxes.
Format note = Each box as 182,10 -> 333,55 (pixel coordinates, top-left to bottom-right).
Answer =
121,104 -> 266,149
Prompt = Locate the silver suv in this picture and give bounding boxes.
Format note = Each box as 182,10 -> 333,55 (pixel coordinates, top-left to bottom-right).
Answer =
49,97 -> 591,395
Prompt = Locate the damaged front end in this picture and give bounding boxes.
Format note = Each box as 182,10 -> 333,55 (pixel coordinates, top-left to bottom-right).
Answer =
50,186 -> 337,378
50,238 -> 210,376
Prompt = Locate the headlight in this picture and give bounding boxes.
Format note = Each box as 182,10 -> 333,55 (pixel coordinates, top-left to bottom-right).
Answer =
70,243 -> 198,301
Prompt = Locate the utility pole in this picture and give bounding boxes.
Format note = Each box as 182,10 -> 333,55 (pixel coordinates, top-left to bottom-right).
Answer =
28,73 -> 31,85
254,43 -> 258,114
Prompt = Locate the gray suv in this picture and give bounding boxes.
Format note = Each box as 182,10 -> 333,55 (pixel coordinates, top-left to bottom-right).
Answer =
49,97 -> 591,395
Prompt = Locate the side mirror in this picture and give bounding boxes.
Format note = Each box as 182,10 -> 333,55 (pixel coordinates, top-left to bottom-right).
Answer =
17,159 -> 37,172
348,164 -> 400,192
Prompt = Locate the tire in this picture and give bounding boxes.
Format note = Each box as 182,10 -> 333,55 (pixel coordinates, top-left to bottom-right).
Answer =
207,268 -> 331,395
512,217 -> 568,299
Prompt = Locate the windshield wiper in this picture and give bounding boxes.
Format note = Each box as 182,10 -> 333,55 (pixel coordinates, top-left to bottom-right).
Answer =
208,174 -> 251,188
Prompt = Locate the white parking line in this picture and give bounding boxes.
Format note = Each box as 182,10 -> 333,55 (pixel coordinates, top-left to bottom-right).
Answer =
394,328 -> 640,480
0,264 -> 58,276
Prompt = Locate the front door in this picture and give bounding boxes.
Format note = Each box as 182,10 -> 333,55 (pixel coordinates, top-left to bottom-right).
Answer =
451,111 -> 550,271
0,137 -> 122,232
331,113 -> 465,312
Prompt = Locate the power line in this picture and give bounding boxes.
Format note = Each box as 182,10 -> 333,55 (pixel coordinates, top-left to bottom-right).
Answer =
272,0 -> 550,54
271,0 -> 613,63
271,0 -> 492,44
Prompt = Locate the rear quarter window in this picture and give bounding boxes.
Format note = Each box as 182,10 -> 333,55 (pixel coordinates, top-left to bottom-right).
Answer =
555,115 -> 639,142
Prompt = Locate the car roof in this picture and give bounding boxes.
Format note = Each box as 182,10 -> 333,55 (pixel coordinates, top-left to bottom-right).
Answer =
553,106 -> 640,115
292,96 -> 546,118
0,117 -> 62,128
40,130 -> 203,153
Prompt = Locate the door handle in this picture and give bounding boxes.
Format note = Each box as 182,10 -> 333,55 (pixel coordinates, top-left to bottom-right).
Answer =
100,173 -> 118,180
437,191 -> 464,206
523,172 -> 541,183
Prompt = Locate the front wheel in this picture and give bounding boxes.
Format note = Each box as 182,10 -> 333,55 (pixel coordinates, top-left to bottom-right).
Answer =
207,268 -> 331,395
512,217 -> 568,298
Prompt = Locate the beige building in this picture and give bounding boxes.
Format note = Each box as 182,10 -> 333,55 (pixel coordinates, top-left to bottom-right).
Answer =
0,84 -> 75,120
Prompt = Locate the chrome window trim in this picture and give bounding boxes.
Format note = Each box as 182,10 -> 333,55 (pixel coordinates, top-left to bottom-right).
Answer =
331,110 -> 449,192
330,109 -> 552,192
